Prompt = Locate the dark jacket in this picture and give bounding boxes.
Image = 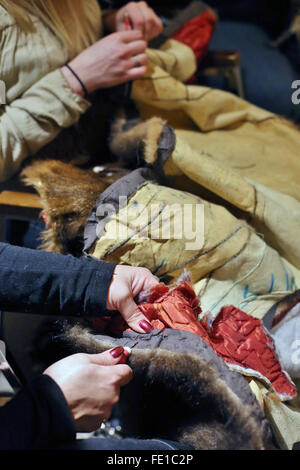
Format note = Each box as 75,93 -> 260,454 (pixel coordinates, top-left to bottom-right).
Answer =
0,242 -> 116,450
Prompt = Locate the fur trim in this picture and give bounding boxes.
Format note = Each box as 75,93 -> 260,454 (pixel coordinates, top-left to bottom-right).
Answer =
109,113 -> 165,166
62,324 -> 273,450
21,160 -> 115,254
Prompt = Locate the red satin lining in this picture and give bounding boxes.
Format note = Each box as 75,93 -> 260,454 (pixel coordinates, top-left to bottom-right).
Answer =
92,281 -> 296,399
171,10 -> 217,64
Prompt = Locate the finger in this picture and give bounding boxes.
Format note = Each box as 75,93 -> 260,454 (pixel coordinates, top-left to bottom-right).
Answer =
150,8 -> 164,39
137,3 -> 163,40
113,364 -> 133,387
129,3 -> 145,36
139,5 -> 157,42
131,268 -> 160,296
141,272 -> 159,291
118,29 -> 144,42
124,64 -> 147,81
123,39 -> 147,58
88,347 -> 127,366
119,296 -> 153,333
125,53 -> 148,70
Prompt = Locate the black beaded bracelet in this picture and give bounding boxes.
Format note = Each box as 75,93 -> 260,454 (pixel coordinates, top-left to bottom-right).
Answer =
65,64 -> 89,99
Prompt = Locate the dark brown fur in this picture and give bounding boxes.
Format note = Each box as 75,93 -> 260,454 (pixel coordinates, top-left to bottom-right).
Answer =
109,112 -> 165,165
21,160 -> 124,254
62,325 -> 273,450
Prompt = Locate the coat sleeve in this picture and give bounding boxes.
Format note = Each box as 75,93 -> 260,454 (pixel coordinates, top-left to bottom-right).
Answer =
0,374 -> 76,450
0,243 -> 116,317
0,65 -> 90,182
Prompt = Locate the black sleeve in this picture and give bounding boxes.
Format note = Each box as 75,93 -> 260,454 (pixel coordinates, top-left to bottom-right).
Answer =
0,243 -> 116,317
0,374 -> 76,450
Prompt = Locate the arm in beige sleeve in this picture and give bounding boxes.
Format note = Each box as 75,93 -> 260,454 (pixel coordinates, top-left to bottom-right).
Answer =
0,68 -> 90,182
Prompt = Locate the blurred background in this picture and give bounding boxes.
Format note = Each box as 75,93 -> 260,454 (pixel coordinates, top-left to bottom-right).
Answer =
100,0 -> 300,122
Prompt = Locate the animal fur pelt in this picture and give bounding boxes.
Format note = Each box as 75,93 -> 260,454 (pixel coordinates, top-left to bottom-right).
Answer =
56,324 -> 274,450
21,160 -> 125,255
109,111 -> 166,167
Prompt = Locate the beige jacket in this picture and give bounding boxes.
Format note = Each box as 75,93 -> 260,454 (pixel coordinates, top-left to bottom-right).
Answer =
0,5 -> 105,182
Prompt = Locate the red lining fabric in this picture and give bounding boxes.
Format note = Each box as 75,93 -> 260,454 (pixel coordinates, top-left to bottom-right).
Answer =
171,10 -> 217,64
92,281 -> 296,399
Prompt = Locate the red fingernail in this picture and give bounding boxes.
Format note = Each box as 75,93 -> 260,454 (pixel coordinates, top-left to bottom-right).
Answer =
118,347 -> 131,364
110,346 -> 124,358
139,320 -> 153,333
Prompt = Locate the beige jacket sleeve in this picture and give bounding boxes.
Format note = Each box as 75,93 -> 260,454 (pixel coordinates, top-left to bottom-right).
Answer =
0,11 -> 92,183
0,69 -> 90,182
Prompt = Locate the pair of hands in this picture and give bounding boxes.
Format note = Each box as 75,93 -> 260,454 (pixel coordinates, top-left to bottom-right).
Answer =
61,2 -> 163,95
52,1 -> 163,433
45,265 -> 159,432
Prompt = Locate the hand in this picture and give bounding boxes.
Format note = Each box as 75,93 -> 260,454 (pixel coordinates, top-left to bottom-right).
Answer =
61,30 -> 148,95
44,348 -> 132,432
115,1 -> 163,42
106,265 -> 159,334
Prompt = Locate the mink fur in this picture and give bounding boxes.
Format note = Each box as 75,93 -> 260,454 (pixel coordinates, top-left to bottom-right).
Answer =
60,324 -> 274,450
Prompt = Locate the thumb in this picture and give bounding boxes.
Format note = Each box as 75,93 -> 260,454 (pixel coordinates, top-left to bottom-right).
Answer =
119,296 -> 153,334
88,347 -> 130,366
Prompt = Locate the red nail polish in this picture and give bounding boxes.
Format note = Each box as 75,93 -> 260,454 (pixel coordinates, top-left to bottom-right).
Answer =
139,320 -> 153,333
122,349 -> 130,358
118,347 -> 132,364
110,346 -> 124,358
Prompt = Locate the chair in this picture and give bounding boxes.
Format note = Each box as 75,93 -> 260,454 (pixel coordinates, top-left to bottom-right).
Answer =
197,49 -> 244,98
197,0 -> 300,121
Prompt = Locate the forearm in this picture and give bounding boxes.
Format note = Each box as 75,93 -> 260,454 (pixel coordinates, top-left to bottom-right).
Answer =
0,243 -> 116,317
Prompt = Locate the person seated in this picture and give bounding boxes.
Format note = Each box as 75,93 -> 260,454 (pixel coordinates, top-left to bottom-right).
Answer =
0,0 -> 163,182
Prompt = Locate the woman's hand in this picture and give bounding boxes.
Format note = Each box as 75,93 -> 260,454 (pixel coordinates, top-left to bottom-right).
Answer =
44,348 -> 133,432
61,30 -> 148,95
106,265 -> 159,334
114,1 -> 163,42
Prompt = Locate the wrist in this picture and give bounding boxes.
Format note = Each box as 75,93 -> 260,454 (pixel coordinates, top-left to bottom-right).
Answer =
106,264 -> 118,311
84,261 -> 117,316
61,65 -> 85,98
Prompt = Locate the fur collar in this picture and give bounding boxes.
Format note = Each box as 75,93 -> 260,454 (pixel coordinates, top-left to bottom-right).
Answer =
59,325 -> 274,450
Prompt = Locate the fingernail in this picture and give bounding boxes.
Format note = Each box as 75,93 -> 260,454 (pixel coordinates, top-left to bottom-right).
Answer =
118,347 -> 132,364
123,346 -> 132,357
139,320 -> 153,333
110,346 -> 124,358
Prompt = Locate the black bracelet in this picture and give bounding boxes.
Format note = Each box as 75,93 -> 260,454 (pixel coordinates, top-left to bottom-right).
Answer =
65,64 -> 89,99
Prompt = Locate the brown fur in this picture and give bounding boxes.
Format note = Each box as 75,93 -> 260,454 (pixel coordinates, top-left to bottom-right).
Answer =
21,160 -> 121,254
63,324 -> 272,450
109,113 -> 165,165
